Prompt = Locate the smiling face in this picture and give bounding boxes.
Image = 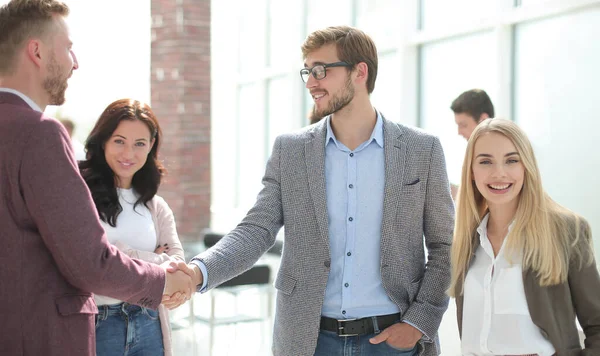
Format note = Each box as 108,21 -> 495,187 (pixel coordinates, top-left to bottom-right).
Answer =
104,119 -> 155,189
304,44 -> 355,118
472,132 -> 525,212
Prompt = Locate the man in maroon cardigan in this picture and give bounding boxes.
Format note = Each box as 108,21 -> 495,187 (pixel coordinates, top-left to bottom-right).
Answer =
0,1 -> 192,355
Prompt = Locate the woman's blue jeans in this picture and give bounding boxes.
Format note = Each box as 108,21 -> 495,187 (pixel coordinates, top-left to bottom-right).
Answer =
95,303 -> 164,356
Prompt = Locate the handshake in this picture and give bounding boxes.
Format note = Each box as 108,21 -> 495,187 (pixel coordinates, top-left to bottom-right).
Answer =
160,261 -> 203,309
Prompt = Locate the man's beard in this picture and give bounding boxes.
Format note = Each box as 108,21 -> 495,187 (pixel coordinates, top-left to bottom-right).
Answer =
43,53 -> 69,106
314,75 -> 355,118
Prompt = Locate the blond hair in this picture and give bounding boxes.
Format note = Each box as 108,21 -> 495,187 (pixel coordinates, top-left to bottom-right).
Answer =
449,119 -> 594,297
301,26 -> 378,94
0,0 -> 69,73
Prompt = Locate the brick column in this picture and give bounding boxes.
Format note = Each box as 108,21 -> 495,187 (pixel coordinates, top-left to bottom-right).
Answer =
151,0 -> 211,241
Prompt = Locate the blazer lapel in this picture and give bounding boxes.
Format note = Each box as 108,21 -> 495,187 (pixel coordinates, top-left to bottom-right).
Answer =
305,119 -> 329,242
381,117 -> 406,245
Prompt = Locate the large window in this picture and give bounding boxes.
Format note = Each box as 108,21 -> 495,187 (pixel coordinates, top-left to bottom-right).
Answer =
238,0 -> 267,75
514,6 -> 600,257
306,0 -> 353,32
237,83 -> 267,207
267,75 -> 302,148
355,0 -> 402,51
420,0 -> 501,30
370,53 -> 403,124
213,0 -> 600,262
268,0 -> 304,68
419,31 -> 497,184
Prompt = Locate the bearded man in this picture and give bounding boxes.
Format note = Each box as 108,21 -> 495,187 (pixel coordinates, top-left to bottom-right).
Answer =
171,26 -> 455,356
0,1 -> 193,354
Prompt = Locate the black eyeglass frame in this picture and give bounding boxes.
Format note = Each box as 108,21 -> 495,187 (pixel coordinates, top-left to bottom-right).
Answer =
300,61 -> 352,83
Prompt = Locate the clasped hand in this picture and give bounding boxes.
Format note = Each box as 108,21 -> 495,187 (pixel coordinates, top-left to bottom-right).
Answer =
160,260 -> 202,309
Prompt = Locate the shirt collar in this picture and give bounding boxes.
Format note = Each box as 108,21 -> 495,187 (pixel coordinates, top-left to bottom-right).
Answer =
476,212 -> 516,245
0,88 -> 43,112
325,110 -> 384,148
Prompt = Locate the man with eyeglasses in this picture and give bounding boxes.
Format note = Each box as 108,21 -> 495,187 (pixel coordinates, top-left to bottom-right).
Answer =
172,25 -> 454,356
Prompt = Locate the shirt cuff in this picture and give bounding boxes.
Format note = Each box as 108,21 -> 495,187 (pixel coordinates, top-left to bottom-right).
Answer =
401,320 -> 431,342
189,259 -> 209,293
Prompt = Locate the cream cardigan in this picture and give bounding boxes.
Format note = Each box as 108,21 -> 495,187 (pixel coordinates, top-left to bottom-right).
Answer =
114,194 -> 184,356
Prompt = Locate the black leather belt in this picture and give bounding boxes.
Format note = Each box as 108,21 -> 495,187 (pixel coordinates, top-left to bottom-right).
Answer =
320,313 -> 400,337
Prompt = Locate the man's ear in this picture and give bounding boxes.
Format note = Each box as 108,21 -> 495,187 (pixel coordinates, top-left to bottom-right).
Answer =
26,39 -> 44,68
354,62 -> 369,88
478,113 -> 489,123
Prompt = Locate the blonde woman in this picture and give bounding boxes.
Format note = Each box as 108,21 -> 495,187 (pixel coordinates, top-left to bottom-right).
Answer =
449,119 -> 600,355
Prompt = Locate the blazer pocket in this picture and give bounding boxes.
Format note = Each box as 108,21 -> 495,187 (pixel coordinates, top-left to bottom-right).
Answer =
56,294 -> 98,316
402,178 -> 422,192
405,178 -> 420,186
274,272 -> 297,296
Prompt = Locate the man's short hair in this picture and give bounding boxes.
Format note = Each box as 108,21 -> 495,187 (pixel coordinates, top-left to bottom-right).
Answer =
0,0 -> 69,74
301,26 -> 378,94
450,89 -> 495,122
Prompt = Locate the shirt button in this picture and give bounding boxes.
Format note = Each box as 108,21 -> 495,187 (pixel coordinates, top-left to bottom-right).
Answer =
324,260 -> 330,268
344,283 -> 349,287
347,252 -> 352,256
348,217 -> 353,222
342,310 -> 346,315
348,184 -> 354,189
349,153 -> 354,157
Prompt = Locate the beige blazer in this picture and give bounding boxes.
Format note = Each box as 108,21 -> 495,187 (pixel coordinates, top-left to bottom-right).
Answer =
115,195 -> 184,356
455,218 -> 600,356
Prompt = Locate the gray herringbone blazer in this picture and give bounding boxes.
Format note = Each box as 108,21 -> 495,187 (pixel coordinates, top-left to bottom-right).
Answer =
195,116 -> 454,356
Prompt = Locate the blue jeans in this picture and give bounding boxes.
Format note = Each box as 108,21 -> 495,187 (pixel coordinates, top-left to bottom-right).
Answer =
95,303 -> 164,356
314,320 -> 419,356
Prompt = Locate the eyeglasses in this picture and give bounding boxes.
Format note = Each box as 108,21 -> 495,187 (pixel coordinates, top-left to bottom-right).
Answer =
300,62 -> 352,83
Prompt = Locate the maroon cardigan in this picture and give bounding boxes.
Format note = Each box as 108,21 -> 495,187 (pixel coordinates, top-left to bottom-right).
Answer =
0,92 -> 166,355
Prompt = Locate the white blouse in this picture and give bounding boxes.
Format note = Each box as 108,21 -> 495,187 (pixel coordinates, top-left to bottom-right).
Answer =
461,214 -> 555,356
95,188 -> 157,306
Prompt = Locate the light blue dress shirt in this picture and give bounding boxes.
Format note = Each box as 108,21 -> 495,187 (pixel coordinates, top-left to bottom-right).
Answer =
321,112 -> 399,319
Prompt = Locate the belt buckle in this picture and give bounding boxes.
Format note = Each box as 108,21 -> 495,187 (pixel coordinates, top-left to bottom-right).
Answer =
337,318 -> 359,337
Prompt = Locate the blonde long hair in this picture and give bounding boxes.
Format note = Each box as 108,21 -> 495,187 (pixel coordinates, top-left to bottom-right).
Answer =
449,119 -> 593,297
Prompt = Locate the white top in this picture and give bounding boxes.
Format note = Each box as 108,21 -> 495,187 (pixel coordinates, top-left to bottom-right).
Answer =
95,188 -> 157,306
461,214 -> 556,356
0,88 -> 42,112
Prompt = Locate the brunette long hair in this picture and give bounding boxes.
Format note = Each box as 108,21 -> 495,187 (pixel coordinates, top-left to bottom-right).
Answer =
79,99 -> 166,227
